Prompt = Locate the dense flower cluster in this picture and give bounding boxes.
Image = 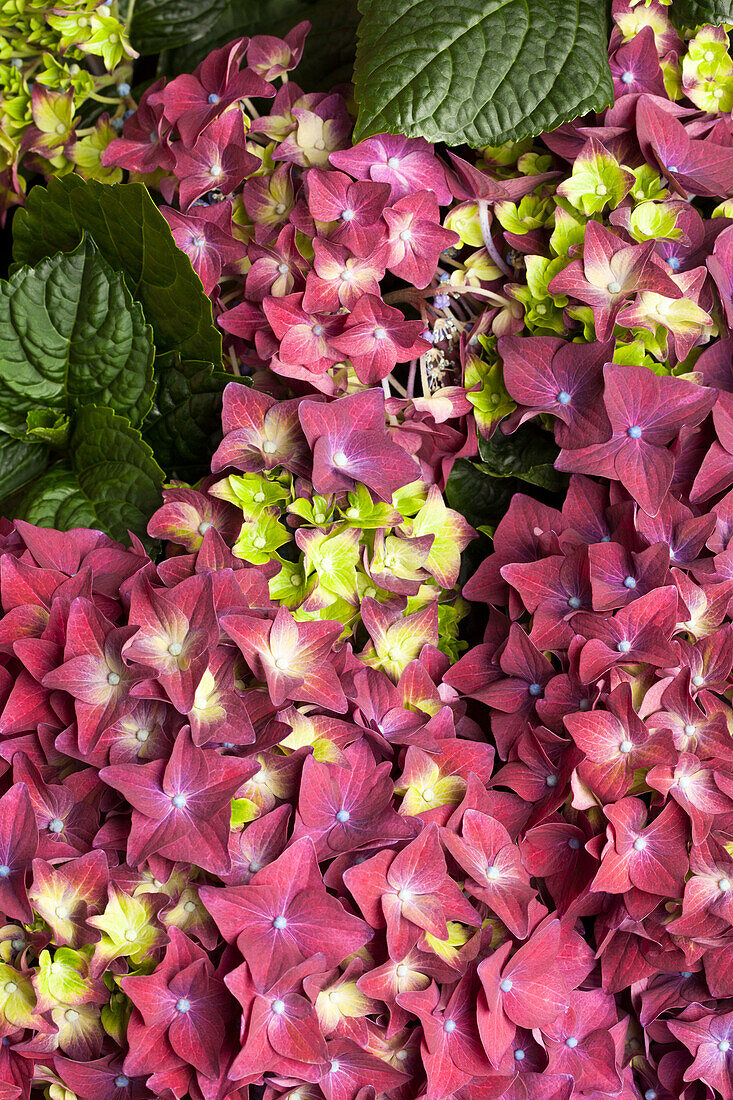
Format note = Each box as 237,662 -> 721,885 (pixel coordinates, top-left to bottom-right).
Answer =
7,2 -> 733,1100
1,0 -> 136,220
101,23 -> 475,447
442,0 -> 733,447
103,3 -> 733,483
1,356 -> 733,1099
0,414 -> 487,1100
148,383 -> 473,661
451,467 -> 733,1100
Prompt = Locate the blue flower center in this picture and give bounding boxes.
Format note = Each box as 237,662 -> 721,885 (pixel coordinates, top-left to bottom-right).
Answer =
514,1049 -> 525,1061
565,1036 -> 578,1048
567,595 -> 581,609
115,1077 -> 130,1089
0,865 -> 10,877
623,576 -> 637,589
667,256 -> 681,270
617,640 -> 632,653
208,93 -> 220,104
175,998 -> 191,1013
621,71 -> 634,84
528,682 -> 542,697
627,425 -> 642,439
443,1019 -> 456,1033
557,390 -> 572,405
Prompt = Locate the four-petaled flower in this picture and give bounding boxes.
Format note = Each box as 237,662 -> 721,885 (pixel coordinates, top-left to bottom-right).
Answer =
556,363 -> 716,515
100,726 -> 256,875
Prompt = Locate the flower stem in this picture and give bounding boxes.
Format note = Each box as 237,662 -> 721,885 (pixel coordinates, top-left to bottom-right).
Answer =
478,200 -> 512,278
420,355 -> 430,398
406,359 -> 417,399
447,284 -> 511,306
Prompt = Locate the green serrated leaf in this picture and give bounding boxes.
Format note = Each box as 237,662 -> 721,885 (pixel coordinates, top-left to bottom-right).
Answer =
162,0 -> 360,90
15,407 -> 165,542
0,239 -> 154,435
476,423 -> 565,491
670,0 -> 733,25
143,352 -> 233,479
12,177 -> 222,365
0,435 -> 50,501
353,0 -> 613,147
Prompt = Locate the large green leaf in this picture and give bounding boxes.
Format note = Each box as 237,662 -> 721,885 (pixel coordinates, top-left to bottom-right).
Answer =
476,422 -> 565,492
0,435 -> 50,502
131,0 -> 230,54
15,406 -> 165,542
353,0 -> 613,146
669,0 -> 733,24
446,449 -> 566,583
161,0 -> 360,91
12,177 -> 222,365
0,239 -> 154,436
143,352 -> 234,478
14,466 -> 100,532
445,458 -> 517,531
